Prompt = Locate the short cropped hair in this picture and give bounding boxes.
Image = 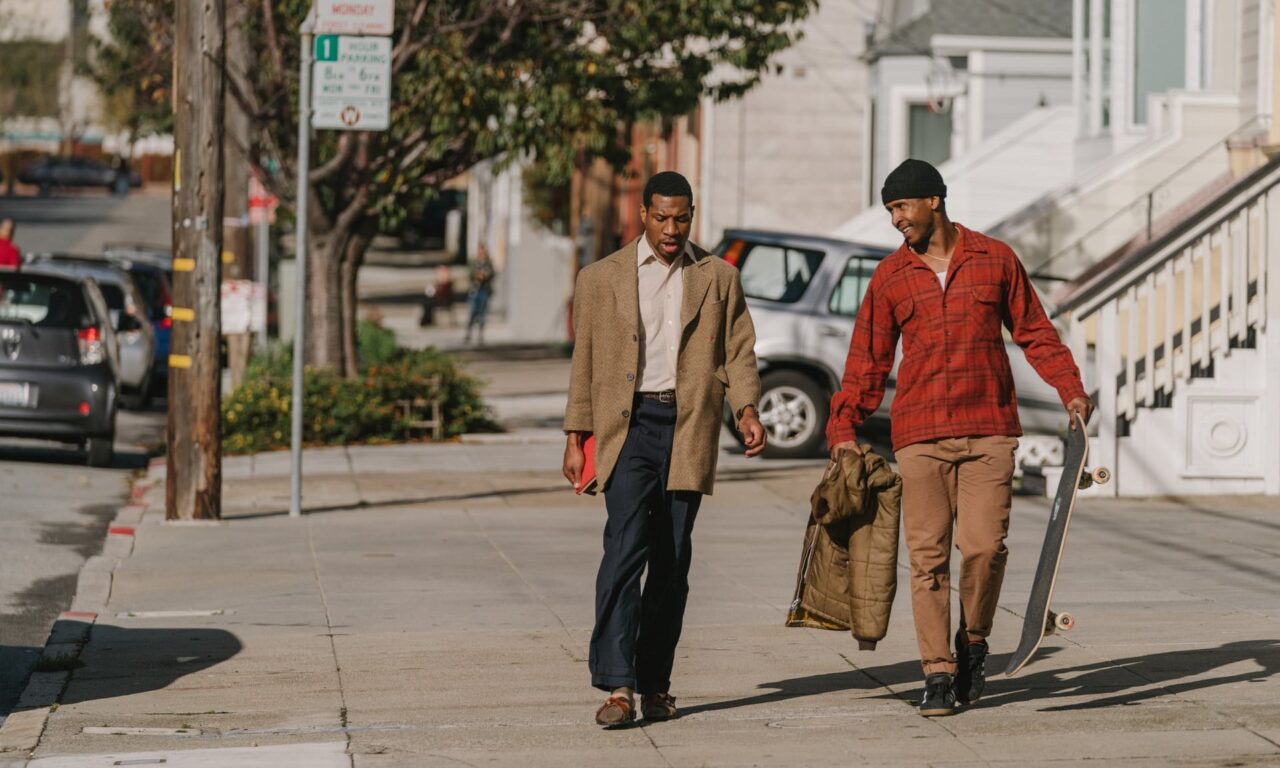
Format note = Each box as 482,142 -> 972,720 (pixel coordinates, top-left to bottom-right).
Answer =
642,171 -> 693,208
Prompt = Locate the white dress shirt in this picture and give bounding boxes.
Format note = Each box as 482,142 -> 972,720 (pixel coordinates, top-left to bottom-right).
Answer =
636,236 -> 694,392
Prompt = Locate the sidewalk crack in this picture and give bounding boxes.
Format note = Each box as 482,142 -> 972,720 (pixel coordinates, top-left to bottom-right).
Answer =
462,508 -> 577,653
306,516 -> 355,766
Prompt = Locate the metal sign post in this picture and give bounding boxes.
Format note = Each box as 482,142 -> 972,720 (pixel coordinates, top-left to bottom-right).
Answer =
289,8 -> 316,519
289,1 -> 392,519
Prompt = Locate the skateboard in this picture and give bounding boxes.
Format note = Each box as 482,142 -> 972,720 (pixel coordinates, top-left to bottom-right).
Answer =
1002,413 -> 1110,677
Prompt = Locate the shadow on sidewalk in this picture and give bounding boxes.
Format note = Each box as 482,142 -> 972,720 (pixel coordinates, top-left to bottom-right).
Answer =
56,624 -> 242,706
227,484 -> 570,519
682,640 -> 1280,715
0,443 -> 150,471
1018,639 -> 1280,711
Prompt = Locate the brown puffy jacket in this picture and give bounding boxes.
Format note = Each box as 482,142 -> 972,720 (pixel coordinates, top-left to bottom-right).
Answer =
785,449 -> 901,648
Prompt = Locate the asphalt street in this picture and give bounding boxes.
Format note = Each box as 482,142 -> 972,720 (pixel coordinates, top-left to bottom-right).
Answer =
0,191 -> 170,721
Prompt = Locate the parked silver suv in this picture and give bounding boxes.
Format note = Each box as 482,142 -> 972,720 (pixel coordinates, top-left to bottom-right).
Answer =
714,229 -> 1071,459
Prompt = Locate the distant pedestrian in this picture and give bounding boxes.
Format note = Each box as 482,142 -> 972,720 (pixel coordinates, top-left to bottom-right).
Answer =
563,171 -> 766,727
463,246 -> 495,345
0,219 -> 20,270
418,266 -> 455,327
826,159 -> 1093,717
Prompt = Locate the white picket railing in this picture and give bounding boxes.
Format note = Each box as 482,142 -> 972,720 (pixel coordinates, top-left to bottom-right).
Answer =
1056,159 -> 1280,480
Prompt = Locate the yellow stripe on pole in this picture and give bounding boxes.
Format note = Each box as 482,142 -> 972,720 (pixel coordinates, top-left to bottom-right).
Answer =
173,258 -> 196,272
222,250 -> 235,264
169,354 -> 193,369
171,307 -> 195,322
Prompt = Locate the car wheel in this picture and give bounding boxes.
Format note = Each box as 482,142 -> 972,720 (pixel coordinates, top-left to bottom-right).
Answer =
86,435 -> 114,468
757,370 -> 829,459
121,372 -> 153,410
37,182 -> 51,197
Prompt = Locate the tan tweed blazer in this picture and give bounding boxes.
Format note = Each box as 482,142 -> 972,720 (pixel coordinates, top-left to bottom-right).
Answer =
564,238 -> 761,495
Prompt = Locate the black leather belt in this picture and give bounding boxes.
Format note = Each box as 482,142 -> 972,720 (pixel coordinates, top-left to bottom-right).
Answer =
637,390 -> 676,404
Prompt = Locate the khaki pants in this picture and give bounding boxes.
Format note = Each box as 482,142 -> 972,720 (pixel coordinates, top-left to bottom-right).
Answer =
895,436 -> 1017,676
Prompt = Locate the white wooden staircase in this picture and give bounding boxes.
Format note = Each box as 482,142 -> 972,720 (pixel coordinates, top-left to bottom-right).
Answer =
1052,156 -> 1280,496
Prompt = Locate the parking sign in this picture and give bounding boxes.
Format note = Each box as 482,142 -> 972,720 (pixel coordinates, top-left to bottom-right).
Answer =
315,0 -> 394,35
312,35 -> 392,131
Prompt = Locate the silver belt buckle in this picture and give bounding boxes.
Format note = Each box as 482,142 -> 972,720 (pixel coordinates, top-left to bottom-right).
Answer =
658,390 -> 675,404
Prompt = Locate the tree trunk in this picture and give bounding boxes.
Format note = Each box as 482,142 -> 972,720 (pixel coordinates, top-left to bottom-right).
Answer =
339,230 -> 371,379
303,184 -> 371,378
305,229 -> 346,371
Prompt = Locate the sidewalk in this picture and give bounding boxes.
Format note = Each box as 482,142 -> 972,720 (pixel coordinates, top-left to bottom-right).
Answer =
2,435 -> 1279,766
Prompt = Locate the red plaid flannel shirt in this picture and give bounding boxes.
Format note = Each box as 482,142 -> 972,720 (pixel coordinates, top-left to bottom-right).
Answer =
826,225 -> 1087,451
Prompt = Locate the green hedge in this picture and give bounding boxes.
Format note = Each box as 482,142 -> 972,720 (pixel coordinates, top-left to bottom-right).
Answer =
222,322 -> 499,454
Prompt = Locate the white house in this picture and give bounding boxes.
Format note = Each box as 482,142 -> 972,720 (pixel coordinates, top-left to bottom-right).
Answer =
0,0 -> 115,153
836,0 -> 1076,247
697,0 -> 877,246
1043,0 -> 1280,497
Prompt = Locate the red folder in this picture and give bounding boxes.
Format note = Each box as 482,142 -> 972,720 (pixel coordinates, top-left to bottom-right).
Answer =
575,433 -> 598,495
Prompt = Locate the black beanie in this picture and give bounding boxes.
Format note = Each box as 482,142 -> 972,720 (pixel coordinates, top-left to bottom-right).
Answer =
881,159 -> 947,205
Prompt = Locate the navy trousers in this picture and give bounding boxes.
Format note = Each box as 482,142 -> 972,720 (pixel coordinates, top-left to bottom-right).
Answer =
589,397 -> 702,693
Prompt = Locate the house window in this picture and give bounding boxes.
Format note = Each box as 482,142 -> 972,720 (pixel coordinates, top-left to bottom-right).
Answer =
1133,0 -> 1186,124
908,103 -> 952,166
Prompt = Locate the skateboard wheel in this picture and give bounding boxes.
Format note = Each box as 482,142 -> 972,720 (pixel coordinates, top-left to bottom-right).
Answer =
1092,467 -> 1111,485
1055,612 -> 1075,632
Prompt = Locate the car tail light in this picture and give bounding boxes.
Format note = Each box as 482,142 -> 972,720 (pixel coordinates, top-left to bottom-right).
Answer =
78,401 -> 91,416
722,239 -> 745,267
78,326 -> 106,365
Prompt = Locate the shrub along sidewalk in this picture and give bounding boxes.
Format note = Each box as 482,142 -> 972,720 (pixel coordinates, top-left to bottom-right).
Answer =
222,321 -> 499,454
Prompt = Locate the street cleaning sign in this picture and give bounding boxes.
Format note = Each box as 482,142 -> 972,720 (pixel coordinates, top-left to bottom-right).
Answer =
315,0 -> 394,34
312,34 -> 391,131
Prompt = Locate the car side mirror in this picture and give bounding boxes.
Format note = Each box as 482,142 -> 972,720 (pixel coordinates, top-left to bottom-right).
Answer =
117,313 -> 143,332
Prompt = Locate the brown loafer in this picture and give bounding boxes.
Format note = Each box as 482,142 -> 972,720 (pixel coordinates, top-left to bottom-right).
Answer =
641,692 -> 679,721
595,694 -> 635,727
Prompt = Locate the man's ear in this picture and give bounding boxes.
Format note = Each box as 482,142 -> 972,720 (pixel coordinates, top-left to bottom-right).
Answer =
930,196 -> 940,212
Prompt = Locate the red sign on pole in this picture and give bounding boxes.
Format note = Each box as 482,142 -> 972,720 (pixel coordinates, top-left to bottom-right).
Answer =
315,0 -> 394,34
248,176 -> 279,225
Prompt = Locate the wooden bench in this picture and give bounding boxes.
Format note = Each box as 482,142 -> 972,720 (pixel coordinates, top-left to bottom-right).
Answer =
396,376 -> 444,441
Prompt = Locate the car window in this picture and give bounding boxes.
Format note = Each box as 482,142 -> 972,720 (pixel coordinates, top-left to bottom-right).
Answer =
736,244 -> 824,303
98,284 -> 125,311
130,270 -> 167,318
0,275 -> 90,328
828,256 -> 877,317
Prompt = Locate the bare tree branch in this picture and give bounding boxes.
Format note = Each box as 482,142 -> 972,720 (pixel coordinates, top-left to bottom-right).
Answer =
309,133 -> 356,184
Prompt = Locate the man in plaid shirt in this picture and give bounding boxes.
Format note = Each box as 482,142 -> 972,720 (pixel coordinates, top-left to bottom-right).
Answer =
827,159 -> 1093,717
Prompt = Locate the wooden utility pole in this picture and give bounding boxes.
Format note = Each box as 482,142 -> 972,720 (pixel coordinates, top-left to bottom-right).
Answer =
168,0 -> 227,521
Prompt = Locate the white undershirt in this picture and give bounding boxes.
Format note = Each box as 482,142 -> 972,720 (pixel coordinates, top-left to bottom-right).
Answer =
936,270 -> 947,289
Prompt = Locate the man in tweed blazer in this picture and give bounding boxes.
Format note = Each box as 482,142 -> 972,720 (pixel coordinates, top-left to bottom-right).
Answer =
563,171 -> 765,727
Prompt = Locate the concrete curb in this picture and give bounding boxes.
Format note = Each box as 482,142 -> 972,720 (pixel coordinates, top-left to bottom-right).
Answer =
0,483 -> 150,757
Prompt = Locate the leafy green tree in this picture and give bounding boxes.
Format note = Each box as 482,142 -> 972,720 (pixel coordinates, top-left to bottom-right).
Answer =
83,1 -> 174,140
90,0 -> 815,376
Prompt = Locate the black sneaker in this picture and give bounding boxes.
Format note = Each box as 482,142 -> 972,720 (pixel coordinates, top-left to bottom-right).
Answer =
919,672 -> 957,717
954,636 -> 988,704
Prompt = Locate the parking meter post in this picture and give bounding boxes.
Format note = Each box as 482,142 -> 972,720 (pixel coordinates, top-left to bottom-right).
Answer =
289,10 -> 315,520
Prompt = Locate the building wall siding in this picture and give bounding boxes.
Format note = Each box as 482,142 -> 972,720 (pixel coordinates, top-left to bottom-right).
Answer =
703,0 -> 873,244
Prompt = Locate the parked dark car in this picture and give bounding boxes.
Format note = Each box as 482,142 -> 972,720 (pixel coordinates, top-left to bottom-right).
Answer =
18,156 -> 142,197
0,267 -> 120,466
25,254 -> 157,409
